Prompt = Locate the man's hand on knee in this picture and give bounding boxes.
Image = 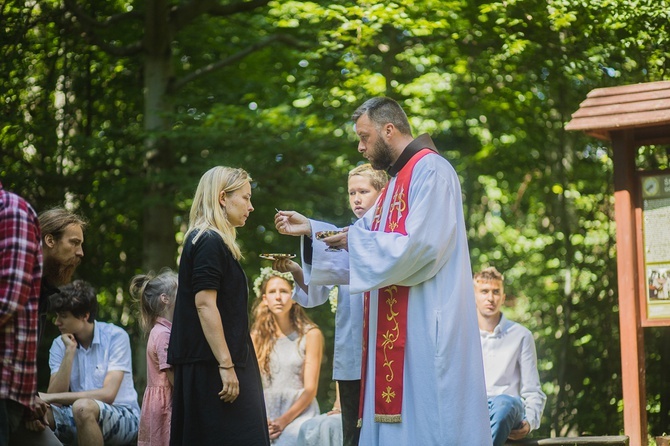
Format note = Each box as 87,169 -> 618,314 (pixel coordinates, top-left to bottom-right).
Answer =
508,420 -> 530,440
25,418 -> 47,432
25,396 -> 55,432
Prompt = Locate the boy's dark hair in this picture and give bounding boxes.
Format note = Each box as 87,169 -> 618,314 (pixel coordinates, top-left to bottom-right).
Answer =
49,280 -> 98,322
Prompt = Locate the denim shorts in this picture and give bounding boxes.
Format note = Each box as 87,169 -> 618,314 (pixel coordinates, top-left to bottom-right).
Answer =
52,400 -> 139,445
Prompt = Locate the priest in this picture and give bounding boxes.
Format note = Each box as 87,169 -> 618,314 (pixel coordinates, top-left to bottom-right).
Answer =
276,97 -> 491,446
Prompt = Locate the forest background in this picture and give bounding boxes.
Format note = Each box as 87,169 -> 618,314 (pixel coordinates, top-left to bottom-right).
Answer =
2,0 -> 670,439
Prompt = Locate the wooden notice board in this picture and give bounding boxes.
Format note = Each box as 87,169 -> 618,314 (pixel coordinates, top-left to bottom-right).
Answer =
639,172 -> 670,326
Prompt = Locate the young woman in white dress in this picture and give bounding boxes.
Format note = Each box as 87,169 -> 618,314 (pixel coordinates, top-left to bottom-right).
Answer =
251,268 -> 324,445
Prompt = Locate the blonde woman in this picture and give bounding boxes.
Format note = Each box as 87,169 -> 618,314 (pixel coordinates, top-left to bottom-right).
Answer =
167,166 -> 270,446
251,268 -> 323,445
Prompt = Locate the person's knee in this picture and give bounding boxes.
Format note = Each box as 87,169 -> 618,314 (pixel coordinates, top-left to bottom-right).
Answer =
490,395 -> 523,420
71,399 -> 99,427
492,395 -> 522,410
493,394 -> 517,405
493,396 -> 524,426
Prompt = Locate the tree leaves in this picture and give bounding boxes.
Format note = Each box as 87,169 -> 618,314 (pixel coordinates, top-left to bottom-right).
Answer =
3,0 -> 670,434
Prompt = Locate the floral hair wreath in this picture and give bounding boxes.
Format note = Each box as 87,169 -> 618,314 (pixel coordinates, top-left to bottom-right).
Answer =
253,267 -> 295,298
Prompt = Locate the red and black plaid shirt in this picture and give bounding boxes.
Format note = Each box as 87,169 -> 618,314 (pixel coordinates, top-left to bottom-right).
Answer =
0,182 -> 42,411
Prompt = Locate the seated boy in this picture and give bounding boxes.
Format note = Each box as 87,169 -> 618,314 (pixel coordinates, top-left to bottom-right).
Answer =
40,280 -> 140,446
475,267 -> 546,446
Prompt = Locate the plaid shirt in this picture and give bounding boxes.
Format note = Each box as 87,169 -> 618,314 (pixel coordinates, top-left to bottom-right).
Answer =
0,182 -> 42,411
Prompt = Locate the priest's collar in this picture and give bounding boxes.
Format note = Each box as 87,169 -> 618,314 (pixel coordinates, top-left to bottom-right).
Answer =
387,133 -> 438,177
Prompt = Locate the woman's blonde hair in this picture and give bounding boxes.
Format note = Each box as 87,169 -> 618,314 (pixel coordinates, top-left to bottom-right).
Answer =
250,270 -> 317,381
186,166 -> 251,259
348,163 -> 388,192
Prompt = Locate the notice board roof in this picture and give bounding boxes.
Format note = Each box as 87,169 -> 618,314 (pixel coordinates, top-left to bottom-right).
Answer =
565,80 -> 670,145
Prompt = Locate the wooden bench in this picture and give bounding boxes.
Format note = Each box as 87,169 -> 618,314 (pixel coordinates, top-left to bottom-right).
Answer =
506,436 -> 629,445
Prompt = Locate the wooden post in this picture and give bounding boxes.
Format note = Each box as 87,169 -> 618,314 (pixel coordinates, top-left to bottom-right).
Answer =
611,131 -> 647,446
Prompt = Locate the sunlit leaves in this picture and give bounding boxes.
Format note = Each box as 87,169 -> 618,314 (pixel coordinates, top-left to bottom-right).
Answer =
3,0 -> 670,432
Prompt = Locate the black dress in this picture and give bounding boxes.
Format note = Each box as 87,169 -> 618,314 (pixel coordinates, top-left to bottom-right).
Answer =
168,229 -> 270,446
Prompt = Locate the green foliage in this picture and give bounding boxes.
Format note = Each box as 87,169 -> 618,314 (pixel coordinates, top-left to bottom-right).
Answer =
3,0 -> 670,436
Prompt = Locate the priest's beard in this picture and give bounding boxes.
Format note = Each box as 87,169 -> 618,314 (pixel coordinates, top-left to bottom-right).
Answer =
43,254 -> 80,286
369,137 -> 395,171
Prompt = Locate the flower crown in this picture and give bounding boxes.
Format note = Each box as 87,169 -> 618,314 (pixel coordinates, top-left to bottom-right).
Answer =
252,266 -> 295,298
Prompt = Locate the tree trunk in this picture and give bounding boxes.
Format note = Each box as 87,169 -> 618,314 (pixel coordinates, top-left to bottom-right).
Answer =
135,0 -> 176,396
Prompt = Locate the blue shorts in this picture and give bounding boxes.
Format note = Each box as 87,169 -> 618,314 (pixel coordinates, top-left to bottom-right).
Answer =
52,400 -> 138,446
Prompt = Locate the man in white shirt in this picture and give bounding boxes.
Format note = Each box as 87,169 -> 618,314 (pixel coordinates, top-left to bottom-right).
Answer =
475,267 -> 546,446
40,280 -> 140,446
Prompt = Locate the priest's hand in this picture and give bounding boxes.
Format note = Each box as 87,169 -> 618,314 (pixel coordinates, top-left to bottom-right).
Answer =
275,210 -> 311,237
323,227 -> 349,251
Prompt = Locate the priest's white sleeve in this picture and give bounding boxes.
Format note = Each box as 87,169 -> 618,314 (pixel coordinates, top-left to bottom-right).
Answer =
301,219 -> 350,286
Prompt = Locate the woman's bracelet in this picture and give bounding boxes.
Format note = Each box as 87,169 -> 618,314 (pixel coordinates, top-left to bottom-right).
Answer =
218,363 -> 235,369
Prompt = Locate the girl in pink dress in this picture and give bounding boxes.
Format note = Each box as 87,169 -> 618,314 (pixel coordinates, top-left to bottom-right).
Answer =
130,269 -> 178,446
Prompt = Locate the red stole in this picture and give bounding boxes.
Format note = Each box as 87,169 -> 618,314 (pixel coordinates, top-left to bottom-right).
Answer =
358,148 -> 434,424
